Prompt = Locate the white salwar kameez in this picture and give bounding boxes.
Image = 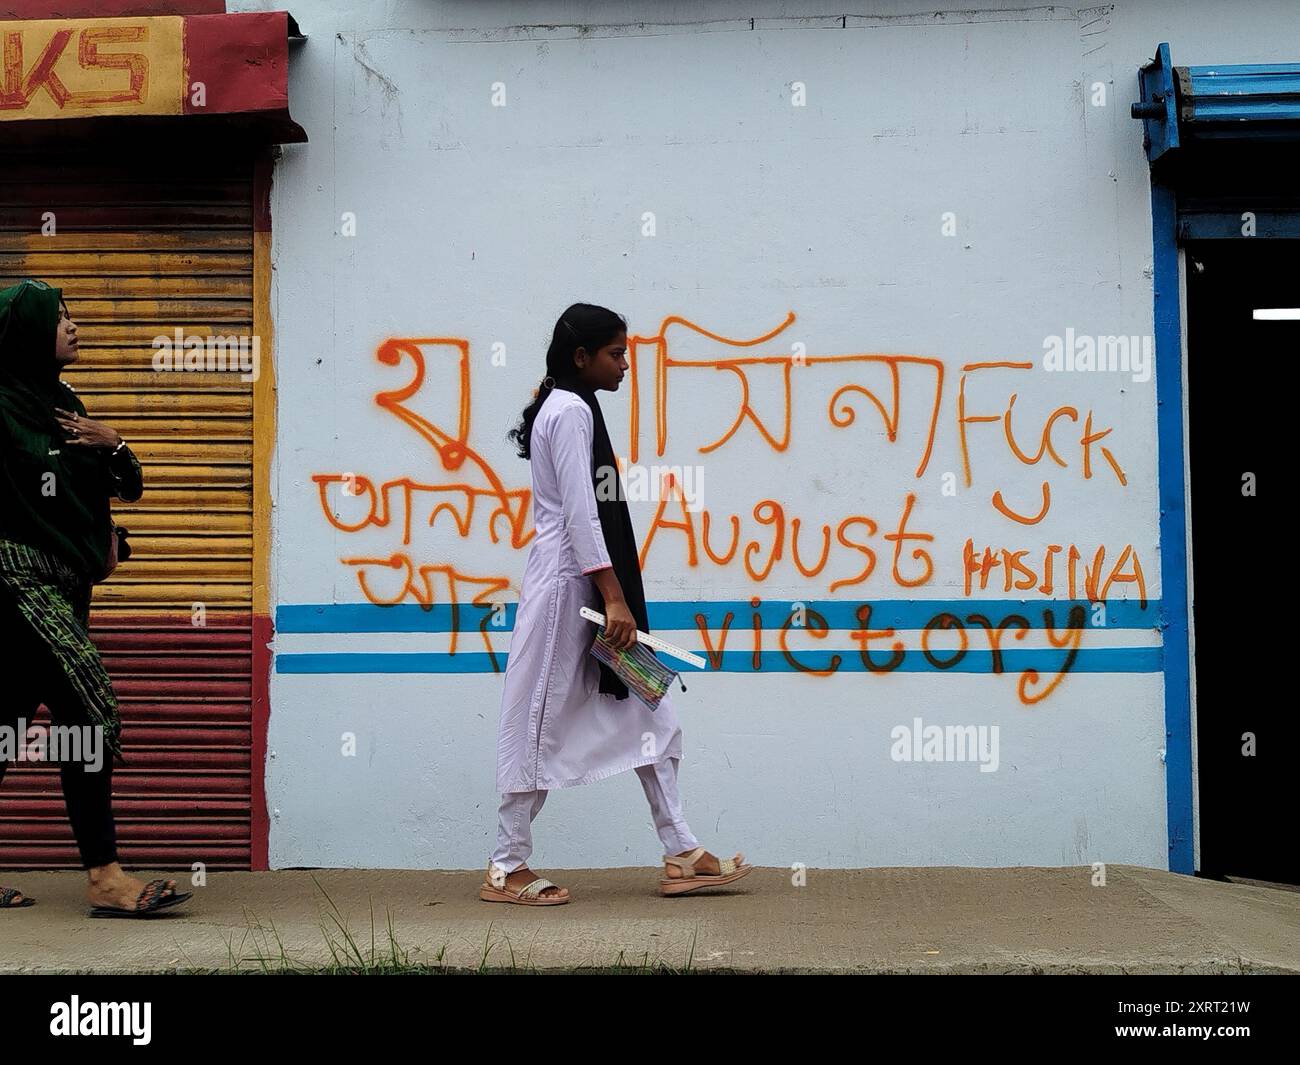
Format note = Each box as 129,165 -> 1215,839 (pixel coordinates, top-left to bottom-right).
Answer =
490,390 -> 696,871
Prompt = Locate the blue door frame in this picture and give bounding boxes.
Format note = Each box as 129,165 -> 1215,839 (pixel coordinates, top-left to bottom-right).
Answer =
1137,42 -> 1300,873
1149,181 -> 1194,874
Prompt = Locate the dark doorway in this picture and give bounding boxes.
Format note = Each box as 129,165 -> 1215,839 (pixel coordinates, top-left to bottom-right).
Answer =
1186,238 -> 1297,885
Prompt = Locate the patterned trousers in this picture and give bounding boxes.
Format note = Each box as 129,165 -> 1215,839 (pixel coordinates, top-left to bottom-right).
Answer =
0,588 -> 118,869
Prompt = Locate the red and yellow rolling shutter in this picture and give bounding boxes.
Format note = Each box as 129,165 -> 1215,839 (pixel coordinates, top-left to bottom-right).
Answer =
0,9 -> 295,870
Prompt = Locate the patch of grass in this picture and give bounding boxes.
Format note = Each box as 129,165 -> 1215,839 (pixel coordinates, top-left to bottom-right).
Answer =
174,877 -> 707,974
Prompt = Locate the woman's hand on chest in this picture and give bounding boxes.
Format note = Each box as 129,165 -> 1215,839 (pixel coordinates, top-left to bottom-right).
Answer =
54,409 -> 122,449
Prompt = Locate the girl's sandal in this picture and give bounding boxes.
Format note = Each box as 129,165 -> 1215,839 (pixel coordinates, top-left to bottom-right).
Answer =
1,886 -> 35,909
660,847 -> 753,896
478,863 -> 570,906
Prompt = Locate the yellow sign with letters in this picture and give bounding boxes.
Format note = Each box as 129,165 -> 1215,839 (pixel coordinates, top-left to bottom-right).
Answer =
0,16 -> 184,121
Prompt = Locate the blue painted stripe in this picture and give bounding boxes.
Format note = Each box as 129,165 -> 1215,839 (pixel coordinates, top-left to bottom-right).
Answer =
1151,179 -> 1195,875
276,646 -> 1161,675
277,598 -> 1160,634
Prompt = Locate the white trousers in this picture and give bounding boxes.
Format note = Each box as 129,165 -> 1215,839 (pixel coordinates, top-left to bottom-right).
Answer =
490,756 -> 700,873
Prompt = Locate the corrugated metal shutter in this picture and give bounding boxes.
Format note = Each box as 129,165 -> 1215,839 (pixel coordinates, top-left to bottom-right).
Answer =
1176,62 -> 1300,129
1135,45 -> 1300,163
0,153 -> 254,870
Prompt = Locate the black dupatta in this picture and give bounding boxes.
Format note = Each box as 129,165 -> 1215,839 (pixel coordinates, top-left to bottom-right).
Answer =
550,379 -> 648,700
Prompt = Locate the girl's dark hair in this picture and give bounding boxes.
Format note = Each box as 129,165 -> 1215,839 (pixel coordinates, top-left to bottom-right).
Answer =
508,302 -> 627,459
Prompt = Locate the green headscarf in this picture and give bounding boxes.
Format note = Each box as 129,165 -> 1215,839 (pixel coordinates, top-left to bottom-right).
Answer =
0,279 -> 113,579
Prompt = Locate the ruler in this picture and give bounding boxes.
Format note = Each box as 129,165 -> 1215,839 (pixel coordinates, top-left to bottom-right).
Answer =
579,606 -> 707,669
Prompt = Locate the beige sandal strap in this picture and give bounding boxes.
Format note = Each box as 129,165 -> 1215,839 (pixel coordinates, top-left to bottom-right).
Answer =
663,847 -> 705,872
665,847 -> 707,868
718,856 -> 738,876
517,877 -> 556,900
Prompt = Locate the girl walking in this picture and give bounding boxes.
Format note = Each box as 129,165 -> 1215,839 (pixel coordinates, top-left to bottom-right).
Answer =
481,303 -> 751,904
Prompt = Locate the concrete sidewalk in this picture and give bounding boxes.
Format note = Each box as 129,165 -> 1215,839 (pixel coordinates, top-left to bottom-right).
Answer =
1,864 -> 1297,974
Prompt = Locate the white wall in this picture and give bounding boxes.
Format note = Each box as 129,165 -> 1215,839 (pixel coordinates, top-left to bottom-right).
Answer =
253,0 -> 1298,869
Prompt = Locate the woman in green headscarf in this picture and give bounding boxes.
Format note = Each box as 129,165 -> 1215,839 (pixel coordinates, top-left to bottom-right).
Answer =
0,279 -> 191,917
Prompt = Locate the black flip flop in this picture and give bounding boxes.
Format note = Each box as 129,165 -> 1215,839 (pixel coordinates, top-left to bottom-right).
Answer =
0,886 -> 35,909
88,878 -> 192,919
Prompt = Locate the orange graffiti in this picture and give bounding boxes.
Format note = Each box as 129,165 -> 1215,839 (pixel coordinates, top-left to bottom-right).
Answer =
315,337 -> 534,659
311,316 -> 1147,706
340,554 -> 510,657
626,312 -> 945,479
963,538 -> 1148,607
992,481 -> 1051,525
638,478 -> 929,596
1019,606 -> 1085,705
957,363 -> 1130,527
